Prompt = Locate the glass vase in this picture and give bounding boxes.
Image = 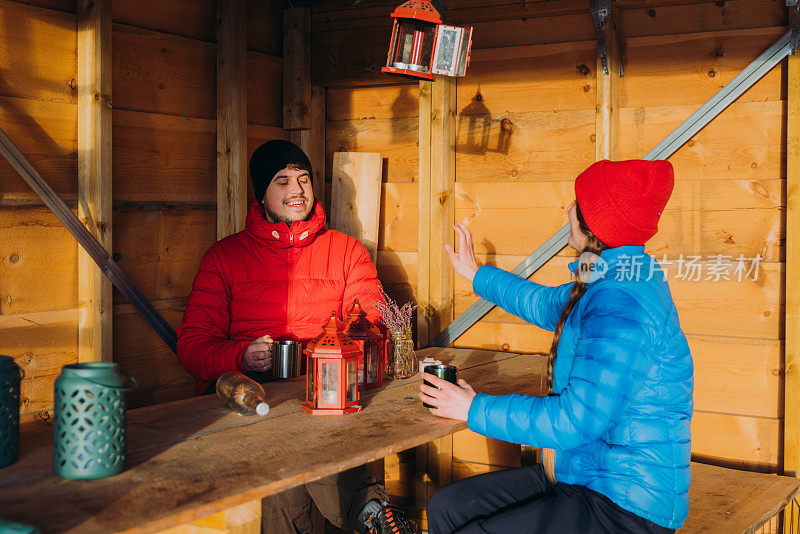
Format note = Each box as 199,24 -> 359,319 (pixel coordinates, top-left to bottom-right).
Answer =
389,331 -> 416,379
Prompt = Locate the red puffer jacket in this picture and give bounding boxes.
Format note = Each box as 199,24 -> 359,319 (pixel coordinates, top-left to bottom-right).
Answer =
177,200 -> 385,393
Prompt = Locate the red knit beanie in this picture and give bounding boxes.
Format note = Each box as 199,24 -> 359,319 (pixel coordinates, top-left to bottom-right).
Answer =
574,159 -> 674,248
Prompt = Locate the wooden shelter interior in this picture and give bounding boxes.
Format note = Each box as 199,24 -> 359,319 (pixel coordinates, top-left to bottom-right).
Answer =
1,0 -> 799,532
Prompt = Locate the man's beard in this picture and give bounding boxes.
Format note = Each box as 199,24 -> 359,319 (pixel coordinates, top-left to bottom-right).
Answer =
264,198 -> 311,224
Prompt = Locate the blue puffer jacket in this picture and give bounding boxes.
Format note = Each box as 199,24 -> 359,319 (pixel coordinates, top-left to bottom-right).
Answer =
468,246 -> 693,529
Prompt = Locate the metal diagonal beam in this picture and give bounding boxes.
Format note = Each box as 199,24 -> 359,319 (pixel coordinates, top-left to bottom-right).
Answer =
428,30 -> 793,348
0,127 -> 178,354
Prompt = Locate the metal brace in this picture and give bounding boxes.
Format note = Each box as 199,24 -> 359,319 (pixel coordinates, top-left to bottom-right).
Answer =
791,2 -> 800,55
591,0 -> 613,75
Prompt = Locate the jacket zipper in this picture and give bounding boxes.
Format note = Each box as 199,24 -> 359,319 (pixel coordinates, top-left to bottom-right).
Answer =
287,232 -> 294,330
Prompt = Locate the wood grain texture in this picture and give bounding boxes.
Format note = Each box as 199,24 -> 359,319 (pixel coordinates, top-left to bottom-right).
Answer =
160,499 -> 261,533
454,108 -> 596,182
247,52 -> 283,127
0,308 -> 78,419
77,0 -> 113,363
428,77 -> 456,342
453,179 -> 784,261
330,152 -> 383,262
283,8 -> 311,130
112,109 -> 216,202
691,411 -> 781,473
290,86 -> 326,209
621,28 -> 785,109
0,97 -> 77,200
379,182 -> 418,253
596,10 -> 620,161
0,205 -> 77,314
620,0 -> 786,38
417,81 -> 432,349
112,0 -> 216,42
216,0 -> 248,238
681,462 -> 799,532
247,0 -> 283,56
327,84 -> 419,121
0,1 -> 77,105
326,116 -> 418,183
458,41 -> 597,114
114,299 -> 192,407
112,24 -> 215,119
618,100 -> 784,182
112,204 -> 216,302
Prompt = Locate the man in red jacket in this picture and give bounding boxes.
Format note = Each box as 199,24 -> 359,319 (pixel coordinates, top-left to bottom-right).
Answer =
177,141 -> 414,534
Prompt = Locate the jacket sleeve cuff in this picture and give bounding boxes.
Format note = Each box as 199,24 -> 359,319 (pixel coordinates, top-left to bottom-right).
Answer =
467,393 -> 490,435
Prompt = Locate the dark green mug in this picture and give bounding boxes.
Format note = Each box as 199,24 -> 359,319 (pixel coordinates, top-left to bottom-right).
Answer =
423,364 -> 458,409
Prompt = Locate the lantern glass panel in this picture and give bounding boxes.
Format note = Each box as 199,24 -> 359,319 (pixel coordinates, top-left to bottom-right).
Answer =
434,26 -> 458,72
431,25 -> 471,77
393,21 -> 434,72
321,362 -> 338,406
366,344 -> 380,383
306,355 -> 314,403
387,20 -> 400,65
346,360 -> 357,403
455,27 -> 472,76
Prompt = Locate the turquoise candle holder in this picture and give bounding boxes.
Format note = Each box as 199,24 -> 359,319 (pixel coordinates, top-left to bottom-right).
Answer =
53,363 -> 130,479
0,355 -> 21,468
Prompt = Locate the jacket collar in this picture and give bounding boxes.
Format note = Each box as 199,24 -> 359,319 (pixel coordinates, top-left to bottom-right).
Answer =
244,199 -> 326,248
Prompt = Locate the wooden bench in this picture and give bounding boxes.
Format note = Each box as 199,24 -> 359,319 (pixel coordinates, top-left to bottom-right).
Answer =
681,462 -> 800,533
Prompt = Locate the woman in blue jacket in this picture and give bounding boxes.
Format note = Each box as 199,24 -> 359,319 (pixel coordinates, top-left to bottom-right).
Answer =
420,159 -> 693,534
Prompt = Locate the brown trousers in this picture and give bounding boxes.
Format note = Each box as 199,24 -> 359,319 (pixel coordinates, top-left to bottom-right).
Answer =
261,465 -> 387,534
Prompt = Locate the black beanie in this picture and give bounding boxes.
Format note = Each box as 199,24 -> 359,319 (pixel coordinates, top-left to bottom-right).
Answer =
249,140 -> 313,202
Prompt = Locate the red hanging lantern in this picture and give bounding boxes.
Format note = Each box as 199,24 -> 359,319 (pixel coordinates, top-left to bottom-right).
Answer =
344,299 -> 385,390
381,0 -> 473,81
302,313 -> 362,415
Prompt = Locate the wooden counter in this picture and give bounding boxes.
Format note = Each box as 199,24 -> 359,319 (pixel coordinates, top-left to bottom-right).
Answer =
0,348 -> 545,533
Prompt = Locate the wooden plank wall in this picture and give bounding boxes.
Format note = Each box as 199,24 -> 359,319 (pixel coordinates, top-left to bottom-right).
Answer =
316,0 -> 790,522
0,0 -> 286,420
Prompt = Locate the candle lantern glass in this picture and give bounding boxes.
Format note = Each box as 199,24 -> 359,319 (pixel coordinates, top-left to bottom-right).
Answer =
344,300 -> 385,390
381,0 -> 472,81
303,313 -> 363,415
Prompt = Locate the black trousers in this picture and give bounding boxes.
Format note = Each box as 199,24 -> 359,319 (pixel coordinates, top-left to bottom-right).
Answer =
426,464 -> 676,534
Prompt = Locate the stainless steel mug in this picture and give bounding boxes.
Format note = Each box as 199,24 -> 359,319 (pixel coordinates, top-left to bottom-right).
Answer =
272,340 -> 302,379
423,364 -> 458,409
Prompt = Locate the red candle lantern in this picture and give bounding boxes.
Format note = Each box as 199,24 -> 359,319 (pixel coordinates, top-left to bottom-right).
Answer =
344,299 -> 385,390
381,0 -> 473,81
302,313 -> 362,415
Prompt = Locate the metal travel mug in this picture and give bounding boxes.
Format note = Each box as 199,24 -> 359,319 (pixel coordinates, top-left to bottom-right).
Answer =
271,340 -> 302,379
423,364 -> 458,409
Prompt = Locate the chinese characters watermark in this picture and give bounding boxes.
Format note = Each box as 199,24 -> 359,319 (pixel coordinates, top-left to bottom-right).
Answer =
577,253 -> 763,283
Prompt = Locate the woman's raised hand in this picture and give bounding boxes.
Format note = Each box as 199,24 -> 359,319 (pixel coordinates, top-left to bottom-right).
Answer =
445,222 -> 479,284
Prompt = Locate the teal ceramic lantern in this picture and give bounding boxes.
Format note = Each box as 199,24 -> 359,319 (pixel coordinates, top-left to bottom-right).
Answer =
0,518 -> 39,533
0,355 -> 21,468
53,363 -> 128,479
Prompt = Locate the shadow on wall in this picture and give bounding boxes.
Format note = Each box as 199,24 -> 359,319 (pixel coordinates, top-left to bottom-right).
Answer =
456,89 -> 514,156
